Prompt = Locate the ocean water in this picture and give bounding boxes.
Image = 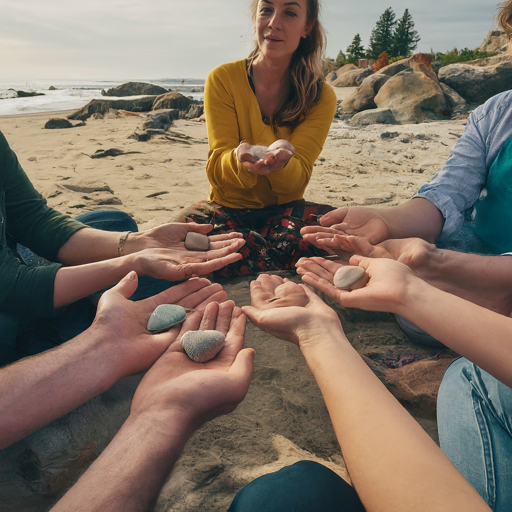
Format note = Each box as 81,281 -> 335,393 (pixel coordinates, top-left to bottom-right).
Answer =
0,78 -> 205,116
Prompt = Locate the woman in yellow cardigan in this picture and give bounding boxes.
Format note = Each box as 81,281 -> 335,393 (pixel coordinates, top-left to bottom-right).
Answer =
180,0 -> 337,277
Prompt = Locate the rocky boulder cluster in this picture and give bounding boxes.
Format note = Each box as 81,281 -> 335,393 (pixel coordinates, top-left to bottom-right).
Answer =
330,31 -> 512,125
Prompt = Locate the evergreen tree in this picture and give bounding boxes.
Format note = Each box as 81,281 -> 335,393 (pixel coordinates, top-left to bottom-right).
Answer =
346,34 -> 365,64
336,49 -> 347,66
392,9 -> 420,57
367,8 -> 396,59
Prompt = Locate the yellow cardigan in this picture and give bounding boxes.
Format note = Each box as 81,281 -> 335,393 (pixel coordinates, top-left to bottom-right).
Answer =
205,59 -> 337,209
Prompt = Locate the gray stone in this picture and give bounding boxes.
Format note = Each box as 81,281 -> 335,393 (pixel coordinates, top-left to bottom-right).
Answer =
185,104 -> 204,120
181,330 -> 225,363
101,82 -> 168,97
440,83 -> 467,114
333,266 -> 367,290
349,108 -> 397,126
438,54 -> 512,104
152,91 -> 194,111
147,304 -> 187,332
44,118 -> 73,129
339,74 -> 391,113
185,232 -> 210,251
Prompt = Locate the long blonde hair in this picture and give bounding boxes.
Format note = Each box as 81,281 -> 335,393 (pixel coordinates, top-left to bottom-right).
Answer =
498,0 -> 512,51
247,0 -> 326,132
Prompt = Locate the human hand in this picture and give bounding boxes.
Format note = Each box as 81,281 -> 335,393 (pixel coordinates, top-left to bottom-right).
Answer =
241,275 -> 342,348
130,300 -> 254,433
133,238 -> 245,281
301,207 -> 392,246
125,222 -> 244,254
297,256 -> 417,315
236,140 -> 295,175
92,272 -> 227,378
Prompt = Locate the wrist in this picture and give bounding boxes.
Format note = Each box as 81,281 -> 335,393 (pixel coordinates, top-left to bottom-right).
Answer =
297,320 -> 348,353
122,231 -> 147,255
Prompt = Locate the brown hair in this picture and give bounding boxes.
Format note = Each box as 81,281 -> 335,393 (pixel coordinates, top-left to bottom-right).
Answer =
497,1 -> 512,45
247,0 -> 326,132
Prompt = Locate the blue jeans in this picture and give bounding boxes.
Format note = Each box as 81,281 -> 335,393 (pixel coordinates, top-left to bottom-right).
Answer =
437,358 -> 512,511
227,461 -> 365,512
0,210 -> 176,366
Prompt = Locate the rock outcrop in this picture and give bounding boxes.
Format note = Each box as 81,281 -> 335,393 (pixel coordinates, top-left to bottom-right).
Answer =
375,69 -> 447,124
332,68 -> 373,87
326,63 -> 358,83
340,74 -> 391,113
152,91 -> 194,111
101,82 -> 168,97
478,30 -> 509,53
68,97 -> 157,121
44,118 -> 85,129
439,53 -> 512,104
349,108 -> 397,126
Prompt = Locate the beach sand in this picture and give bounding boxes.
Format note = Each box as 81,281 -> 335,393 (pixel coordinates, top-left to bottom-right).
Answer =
0,103 -> 465,510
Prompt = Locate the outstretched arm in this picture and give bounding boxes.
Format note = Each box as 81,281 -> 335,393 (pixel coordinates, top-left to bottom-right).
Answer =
298,256 -> 512,388
243,276 -> 489,512
0,274 -> 226,449
51,302 -> 254,512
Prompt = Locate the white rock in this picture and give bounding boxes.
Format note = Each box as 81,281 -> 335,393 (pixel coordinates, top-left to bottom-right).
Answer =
333,266 -> 367,290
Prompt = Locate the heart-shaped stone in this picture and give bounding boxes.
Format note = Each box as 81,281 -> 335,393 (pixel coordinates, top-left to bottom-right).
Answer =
333,266 -> 368,290
181,330 -> 225,363
185,232 -> 210,251
147,304 -> 186,333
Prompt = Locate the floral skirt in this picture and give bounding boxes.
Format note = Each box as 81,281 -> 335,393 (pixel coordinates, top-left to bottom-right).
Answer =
176,200 -> 335,278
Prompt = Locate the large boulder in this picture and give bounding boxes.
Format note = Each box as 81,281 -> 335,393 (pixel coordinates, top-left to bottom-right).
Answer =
185,104 -> 204,120
375,69 -> 447,124
439,53 -> 512,104
377,54 -> 439,83
332,68 -> 373,87
440,83 -> 467,113
348,108 -> 397,126
339,74 -> 391,113
68,97 -> 156,121
478,30 -> 509,53
325,63 -> 358,83
101,82 -> 168,97
152,91 -> 194,110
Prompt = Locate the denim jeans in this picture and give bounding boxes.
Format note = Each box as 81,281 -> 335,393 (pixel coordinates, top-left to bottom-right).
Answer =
437,358 -> 512,511
0,210 -> 176,366
227,461 -> 365,512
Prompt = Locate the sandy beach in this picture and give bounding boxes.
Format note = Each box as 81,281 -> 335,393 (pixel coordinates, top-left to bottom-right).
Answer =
0,97 -> 465,510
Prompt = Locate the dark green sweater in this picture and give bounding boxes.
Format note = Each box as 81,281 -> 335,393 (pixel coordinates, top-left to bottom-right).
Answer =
0,131 -> 85,320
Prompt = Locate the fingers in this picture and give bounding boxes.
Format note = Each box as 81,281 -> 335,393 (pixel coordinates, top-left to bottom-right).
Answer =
186,223 -> 213,235
178,282 -> 227,310
301,226 -> 341,236
181,251 -> 243,277
215,301 -> 236,335
205,239 -> 245,259
107,271 -> 139,300
221,308 -> 246,357
340,235 -> 374,257
296,258 -> 334,282
300,272 -> 344,303
320,208 -> 348,227
199,301 -> 220,331
249,275 -> 284,306
149,277 -> 211,308
227,347 -> 255,393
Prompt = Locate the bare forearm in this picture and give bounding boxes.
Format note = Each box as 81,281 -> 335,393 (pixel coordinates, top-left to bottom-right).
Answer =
383,198 -> 444,242
0,326 -> 122,448
57,228 -> 121,265
301,334 -> 489,512
53,255 -> 141,308
398,279 -> 512,387
51,413 -> 191,512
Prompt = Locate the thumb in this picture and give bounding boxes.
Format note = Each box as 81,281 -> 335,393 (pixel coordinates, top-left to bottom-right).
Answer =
111,271 -> 139,299
320,207 -> 347,227
299,284 -> 329,305
349,254 -> 372,269
188,223 -> 213,234
241,305 -> 263,325
228,348 -> 255,392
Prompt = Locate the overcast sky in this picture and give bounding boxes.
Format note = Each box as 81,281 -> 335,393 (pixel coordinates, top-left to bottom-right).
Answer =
0,0 -> 503,80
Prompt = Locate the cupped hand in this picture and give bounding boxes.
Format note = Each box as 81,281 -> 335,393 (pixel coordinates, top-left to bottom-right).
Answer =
135,238 -> 245,280
241,274 -> 342,347
236,140 -> 295,175
309,207 -> 392,245
130,300 -> 254,432
296,255 -> 416,315
92,272 -> 227,377
126,222 -> 244,254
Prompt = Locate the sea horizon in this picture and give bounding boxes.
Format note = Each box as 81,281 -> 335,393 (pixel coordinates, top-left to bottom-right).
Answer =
0,78 -> 206,117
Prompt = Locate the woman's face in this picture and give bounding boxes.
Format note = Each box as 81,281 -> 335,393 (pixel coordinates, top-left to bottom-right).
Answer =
255,0 -> 312,63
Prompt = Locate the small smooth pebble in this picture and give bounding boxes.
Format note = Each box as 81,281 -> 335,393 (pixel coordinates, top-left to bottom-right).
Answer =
185,232 -> 210,251
147,304 -> 187,333
181,330 -> 226,363
249,145 -> 271,163
333,266 -> 367,291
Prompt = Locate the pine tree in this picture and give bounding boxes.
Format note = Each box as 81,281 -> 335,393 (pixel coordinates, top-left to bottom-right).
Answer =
336,49 -> 347,66
346,34 -> 365,64
392,9 -> 420,57
367,8 -> 396,59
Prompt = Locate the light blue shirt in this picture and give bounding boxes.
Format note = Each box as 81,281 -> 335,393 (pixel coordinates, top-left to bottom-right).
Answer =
415,90 -> 512,241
